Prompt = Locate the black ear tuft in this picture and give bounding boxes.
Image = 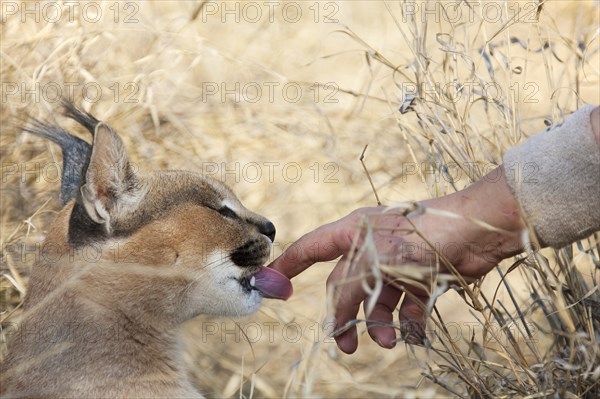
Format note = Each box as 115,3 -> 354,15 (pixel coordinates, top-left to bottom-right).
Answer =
23,103 -> 107,206
22,119 -> 91,206
62,100 -> 100,135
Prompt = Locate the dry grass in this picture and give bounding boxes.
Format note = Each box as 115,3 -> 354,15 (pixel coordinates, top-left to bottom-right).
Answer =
1,1 -> 599,398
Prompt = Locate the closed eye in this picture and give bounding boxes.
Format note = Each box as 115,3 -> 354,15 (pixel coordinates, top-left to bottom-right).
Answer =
218,206 -> 238,219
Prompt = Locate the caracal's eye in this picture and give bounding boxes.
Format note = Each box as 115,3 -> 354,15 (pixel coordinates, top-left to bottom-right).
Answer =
218,206 -> 238,219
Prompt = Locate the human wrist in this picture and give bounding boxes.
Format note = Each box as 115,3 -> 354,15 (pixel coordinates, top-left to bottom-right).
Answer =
422,166 -> 525,268
460,166 -> 525,260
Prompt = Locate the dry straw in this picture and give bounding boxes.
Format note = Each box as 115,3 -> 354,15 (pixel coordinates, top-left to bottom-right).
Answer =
1,1 -> 599,398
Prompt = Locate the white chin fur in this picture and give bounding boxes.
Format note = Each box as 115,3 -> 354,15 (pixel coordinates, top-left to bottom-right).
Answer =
187,253 -> 263,317
225,277 -> 262,315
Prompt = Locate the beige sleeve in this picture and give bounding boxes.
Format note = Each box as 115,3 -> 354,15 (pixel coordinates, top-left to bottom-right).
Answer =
503,105 -> 600,248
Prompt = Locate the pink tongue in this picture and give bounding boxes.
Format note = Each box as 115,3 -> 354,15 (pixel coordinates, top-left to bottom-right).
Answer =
252,267 -> 293,300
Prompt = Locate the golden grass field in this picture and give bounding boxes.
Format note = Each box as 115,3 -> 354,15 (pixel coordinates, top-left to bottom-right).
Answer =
1,1 -> 599,397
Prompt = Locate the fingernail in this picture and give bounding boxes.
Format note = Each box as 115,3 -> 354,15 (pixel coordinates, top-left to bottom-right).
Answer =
375,336 -> 394,348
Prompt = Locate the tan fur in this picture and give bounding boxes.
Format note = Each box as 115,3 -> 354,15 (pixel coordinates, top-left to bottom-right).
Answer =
1,122 -> 274,398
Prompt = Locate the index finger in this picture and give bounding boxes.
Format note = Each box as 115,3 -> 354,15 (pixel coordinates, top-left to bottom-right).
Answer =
268,218 -> 356,278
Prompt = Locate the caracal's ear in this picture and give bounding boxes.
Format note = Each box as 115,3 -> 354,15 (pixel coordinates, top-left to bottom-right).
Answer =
80,123 -> 137,233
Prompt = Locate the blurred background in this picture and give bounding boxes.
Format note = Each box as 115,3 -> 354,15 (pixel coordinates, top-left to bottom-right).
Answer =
1,1 -> 599,397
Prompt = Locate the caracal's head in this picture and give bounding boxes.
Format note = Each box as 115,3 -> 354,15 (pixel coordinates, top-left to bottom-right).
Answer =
26,105 -> 291,323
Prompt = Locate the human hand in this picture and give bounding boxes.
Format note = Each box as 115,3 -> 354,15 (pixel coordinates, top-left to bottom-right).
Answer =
269,166 -> 525,353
